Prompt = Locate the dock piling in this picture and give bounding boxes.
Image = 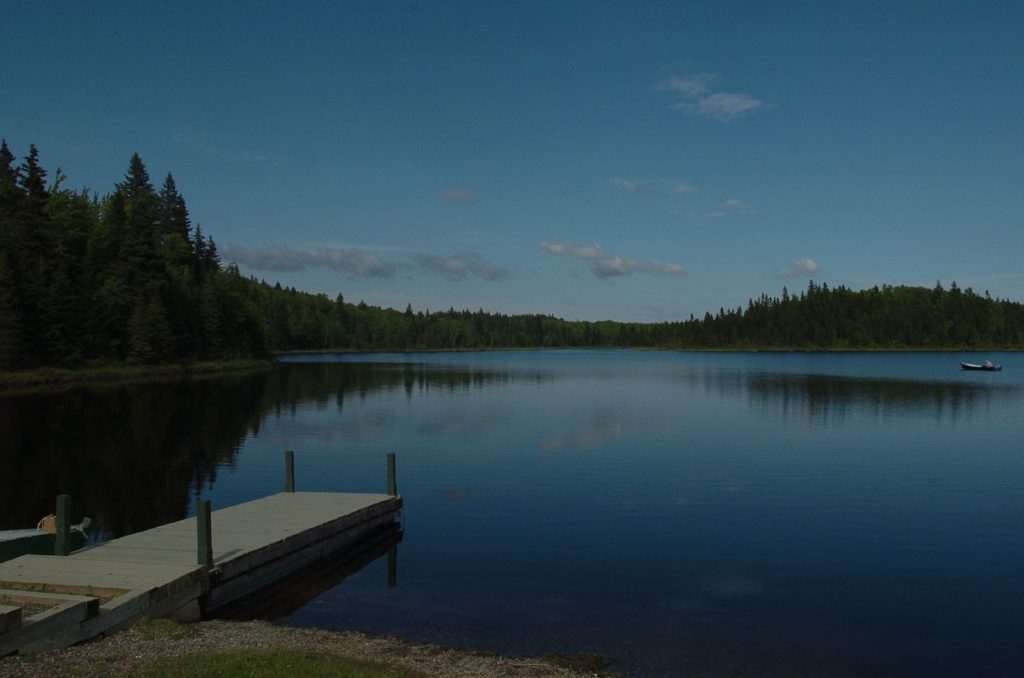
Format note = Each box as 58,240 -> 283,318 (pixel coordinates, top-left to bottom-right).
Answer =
285,450 -> 295,492
387,544 -> 398,587
197,499 -> 213,567
54,494 -> 72,556
387,452 -> 397,496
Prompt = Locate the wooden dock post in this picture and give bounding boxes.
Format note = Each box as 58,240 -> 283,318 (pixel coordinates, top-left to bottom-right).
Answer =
387,544 -> 398,587
197,499 -> 213,567
285,450 -> 295,492
387,452 -> 397,496
54,495 -> 72,556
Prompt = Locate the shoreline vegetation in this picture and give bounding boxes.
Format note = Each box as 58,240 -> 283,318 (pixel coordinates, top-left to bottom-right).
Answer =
2,344 -> 1017,391
0,359 -> 273,391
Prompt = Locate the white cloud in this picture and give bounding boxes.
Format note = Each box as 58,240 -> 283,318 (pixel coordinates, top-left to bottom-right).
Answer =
224,243 -> 509,282
414,252 -> 510,281
611,178 -> 697,194
223,243 -> 398,278
656,73 -> 765,121
320,248 -> 397,278
539,240 -> 566,255
439,187 -> 478,204
655,74 -> 716,98
690,92 -> 764,121
611,178 -> 660,193
704,198 -> 753,218
539,240 -> 686,279
172,126 -> 268,161
775,258 -> 821,279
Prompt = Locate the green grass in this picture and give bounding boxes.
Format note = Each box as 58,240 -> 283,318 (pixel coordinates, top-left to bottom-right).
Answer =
541,651 -> 614,674
136,618 -> 199,641
137,649 -> 428,678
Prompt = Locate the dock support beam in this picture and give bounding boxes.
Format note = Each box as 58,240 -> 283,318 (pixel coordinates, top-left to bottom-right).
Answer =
54,494 -> 72,556
387,453 -> 397,496
285,450 -> 295,492
197,499 -> 213,567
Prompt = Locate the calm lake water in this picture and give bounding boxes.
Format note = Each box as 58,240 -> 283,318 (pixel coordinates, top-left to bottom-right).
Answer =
2,350 -> 1023,676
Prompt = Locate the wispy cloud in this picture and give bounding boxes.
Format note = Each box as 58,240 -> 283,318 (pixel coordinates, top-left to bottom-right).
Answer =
414,252 -> 510,281
172,126 -> 268,161
224,243 -> 510,283
611,178 -> 697,194
655,73 -> 766,121
775,258 -> 820,279
705,198 -> 753,218
439,187 -> 478,204
539,240 -> 685,279
223,243 -> 397,278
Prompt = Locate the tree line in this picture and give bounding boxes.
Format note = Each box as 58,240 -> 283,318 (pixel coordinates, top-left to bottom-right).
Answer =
1,140 -> 1022,371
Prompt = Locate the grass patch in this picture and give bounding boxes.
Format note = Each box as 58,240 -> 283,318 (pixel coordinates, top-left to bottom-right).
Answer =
138,649 -> 428,678
136,618 -> 198,642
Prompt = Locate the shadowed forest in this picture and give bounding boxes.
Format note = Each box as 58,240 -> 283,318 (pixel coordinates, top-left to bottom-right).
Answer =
2,141 -> 1022,371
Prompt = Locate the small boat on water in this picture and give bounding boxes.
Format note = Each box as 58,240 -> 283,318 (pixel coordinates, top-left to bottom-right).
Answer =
961,360 -> 1002,371
0,515 -> 90,563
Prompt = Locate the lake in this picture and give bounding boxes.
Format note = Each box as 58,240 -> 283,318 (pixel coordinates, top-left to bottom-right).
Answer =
2,350 -> 1022,676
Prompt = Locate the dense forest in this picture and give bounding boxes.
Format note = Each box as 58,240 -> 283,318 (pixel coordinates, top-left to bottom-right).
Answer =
1,141 -> 1022,371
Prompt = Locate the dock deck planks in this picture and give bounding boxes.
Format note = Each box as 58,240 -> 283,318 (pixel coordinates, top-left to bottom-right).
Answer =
0,491 -> 402,655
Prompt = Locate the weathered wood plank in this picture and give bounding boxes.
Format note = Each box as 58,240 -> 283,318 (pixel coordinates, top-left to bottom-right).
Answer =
0,596 -> 97,656
0,555 -> 205,597
0,604 -> 21,634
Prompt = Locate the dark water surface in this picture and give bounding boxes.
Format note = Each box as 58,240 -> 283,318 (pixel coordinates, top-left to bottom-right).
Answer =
2,350 -> 1023,676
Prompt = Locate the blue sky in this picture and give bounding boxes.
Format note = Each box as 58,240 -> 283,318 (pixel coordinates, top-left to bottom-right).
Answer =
3,1 -> 1022,321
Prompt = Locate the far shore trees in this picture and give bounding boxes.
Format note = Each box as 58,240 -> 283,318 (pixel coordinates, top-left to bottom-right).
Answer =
1,140 -> 1022,372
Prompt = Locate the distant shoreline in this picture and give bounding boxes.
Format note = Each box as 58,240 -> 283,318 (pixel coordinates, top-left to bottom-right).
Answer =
273,345 -> 1021,355
2,346 -> 1016,391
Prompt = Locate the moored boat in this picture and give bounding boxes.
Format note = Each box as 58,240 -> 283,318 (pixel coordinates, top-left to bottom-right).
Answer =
0,516 -> 90,563
961,360 -> 1002,371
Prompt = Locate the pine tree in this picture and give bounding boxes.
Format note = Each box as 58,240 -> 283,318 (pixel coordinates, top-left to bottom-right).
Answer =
158,173 -> 188,232
204,235 -> 220,271
18,144 -> 48,215
199,280 -> 223,358
128,294 -> 175,364
0,253 -> 23,368
119,153 -> 153,202
0,140 -> 19,214
116,154 -> 160,289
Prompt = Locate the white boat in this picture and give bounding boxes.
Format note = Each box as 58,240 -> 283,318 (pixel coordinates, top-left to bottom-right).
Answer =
960,360 -> 1002,371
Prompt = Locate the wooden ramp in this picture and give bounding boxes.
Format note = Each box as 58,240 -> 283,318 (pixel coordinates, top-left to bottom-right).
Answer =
0,491 -> 402,656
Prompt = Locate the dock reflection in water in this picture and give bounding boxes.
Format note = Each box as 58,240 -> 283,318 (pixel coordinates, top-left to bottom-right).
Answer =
213,526 -> 403,621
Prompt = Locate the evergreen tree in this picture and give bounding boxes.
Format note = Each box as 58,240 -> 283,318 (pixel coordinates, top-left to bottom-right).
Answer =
18,144 -> 47,215
0,140 -> 19,214
119,153 -> 153,202
0,253 -> 23,368
158,173 -> 190,239
128,294 -> 174,364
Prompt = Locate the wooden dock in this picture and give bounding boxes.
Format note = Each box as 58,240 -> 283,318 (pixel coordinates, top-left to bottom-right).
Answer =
0,488 -> 402,656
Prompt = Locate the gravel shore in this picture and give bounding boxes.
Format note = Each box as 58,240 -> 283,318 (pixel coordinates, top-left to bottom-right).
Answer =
0,619 -> 600,678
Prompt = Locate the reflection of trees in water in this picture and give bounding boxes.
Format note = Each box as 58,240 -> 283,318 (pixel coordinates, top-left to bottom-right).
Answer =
0,362 -> 536,537
667,367 -> 1018,426
0,371 -> 271,536
739,372 -> 1013,426
259,362 -> 545,414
